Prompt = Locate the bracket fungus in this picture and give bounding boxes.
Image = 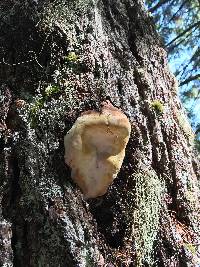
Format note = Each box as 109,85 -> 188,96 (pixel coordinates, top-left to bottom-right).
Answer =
64,101 -> 131,198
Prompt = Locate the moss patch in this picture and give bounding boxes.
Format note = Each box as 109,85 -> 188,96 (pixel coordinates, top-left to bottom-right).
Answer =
64,52 -> 79,63
151,100 -> 164,114
184,243 -> 197,255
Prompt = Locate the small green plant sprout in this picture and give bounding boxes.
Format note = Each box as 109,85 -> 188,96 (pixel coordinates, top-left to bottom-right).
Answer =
151,100 -> 164,114
64,52 -> 79,63
64,52 -> 84,73
44,85 -> 61,97
29,96 -> 45,128
29,84 -> 61,128
30,97 -> 45,115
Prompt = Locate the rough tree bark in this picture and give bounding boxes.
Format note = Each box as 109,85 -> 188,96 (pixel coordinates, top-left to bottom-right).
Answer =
0,0 -> 200,266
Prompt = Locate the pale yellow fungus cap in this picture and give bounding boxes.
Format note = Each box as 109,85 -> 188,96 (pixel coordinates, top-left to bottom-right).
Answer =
64,101 -> 131,198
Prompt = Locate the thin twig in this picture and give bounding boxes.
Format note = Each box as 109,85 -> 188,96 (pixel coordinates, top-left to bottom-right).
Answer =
166,21 -> 200,47
180,74 -> 200,86
149,0 -> 171,13
169,0 -> 188,23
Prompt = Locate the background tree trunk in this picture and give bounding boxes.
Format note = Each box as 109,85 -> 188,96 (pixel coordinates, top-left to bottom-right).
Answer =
0,0 -> 199,266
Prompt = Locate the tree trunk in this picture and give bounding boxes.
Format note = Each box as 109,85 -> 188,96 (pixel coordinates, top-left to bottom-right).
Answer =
0,0 -> 199,266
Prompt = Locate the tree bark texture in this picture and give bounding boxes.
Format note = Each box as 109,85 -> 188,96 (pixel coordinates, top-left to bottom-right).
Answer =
0,0 -> 200,266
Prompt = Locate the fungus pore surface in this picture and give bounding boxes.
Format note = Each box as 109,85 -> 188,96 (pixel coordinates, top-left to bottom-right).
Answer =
64,101 -> 131,198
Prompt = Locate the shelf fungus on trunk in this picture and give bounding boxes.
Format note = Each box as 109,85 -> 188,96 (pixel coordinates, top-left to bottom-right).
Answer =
64,101 -> 131,198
